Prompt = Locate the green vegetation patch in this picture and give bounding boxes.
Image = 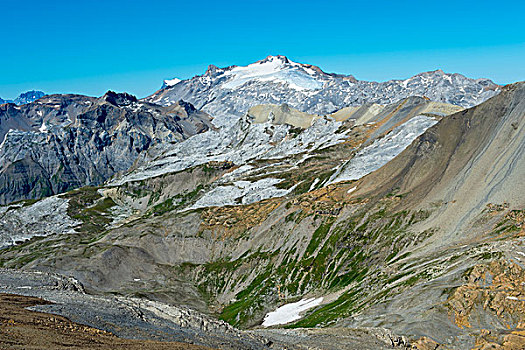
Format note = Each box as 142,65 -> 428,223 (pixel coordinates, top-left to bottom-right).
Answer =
147,184 -> 204,216
62,186 -> 116,234
288,290 -> 360,328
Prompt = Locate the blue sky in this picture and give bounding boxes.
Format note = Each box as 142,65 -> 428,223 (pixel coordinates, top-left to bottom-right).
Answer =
1,0 -> 524,99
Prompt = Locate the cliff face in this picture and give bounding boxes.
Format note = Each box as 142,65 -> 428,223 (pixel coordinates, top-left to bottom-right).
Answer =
0,92 -> 212,204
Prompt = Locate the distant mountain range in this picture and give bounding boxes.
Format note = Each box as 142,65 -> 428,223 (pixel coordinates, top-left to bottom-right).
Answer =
0,90 -> 46,105
147,55 -> 500,127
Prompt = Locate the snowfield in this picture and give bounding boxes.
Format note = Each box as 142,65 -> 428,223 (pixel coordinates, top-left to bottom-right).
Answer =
262,297 -> 324,327
163,78 -> 181,87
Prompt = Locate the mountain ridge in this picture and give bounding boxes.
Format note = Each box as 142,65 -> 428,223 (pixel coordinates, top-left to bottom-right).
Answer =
146,55 -> 500,128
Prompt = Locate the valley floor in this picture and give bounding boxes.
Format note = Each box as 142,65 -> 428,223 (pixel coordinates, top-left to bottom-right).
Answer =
0,268 -> 417,350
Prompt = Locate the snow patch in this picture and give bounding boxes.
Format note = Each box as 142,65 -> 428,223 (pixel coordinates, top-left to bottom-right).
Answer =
308,178 -> 320,192
39,122 -> 48,133
0,196 -> 80,248
262,297 -> 323,327
190,178 -> 291,209
163,78 -> 181,87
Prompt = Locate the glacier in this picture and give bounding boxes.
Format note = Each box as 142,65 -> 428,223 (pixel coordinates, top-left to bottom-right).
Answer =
222,56 -> 323,91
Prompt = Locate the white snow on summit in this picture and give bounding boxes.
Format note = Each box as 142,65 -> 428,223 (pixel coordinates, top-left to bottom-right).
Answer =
222,56 -> 323,91
147,57 -> 499,123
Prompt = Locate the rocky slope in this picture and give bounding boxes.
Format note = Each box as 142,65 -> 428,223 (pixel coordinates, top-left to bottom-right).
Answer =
0,268 -> 418,349
338,82 -> 525,346
246,103 -> 320,129
0,96 -> 459,247
146,55 -> 499,127
0,91 -> 212,204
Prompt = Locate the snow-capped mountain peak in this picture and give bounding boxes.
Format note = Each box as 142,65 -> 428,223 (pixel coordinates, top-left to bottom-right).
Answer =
221,55 -> 324,91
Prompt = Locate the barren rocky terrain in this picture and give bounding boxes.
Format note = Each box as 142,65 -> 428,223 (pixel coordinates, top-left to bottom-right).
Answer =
0,293 -> 215,350
0,56 -> 522,349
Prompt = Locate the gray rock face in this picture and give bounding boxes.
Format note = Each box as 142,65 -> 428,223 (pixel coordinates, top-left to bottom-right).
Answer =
146,55 -> 499,127
0,91 -> 213,204
0,268 -> 274,350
